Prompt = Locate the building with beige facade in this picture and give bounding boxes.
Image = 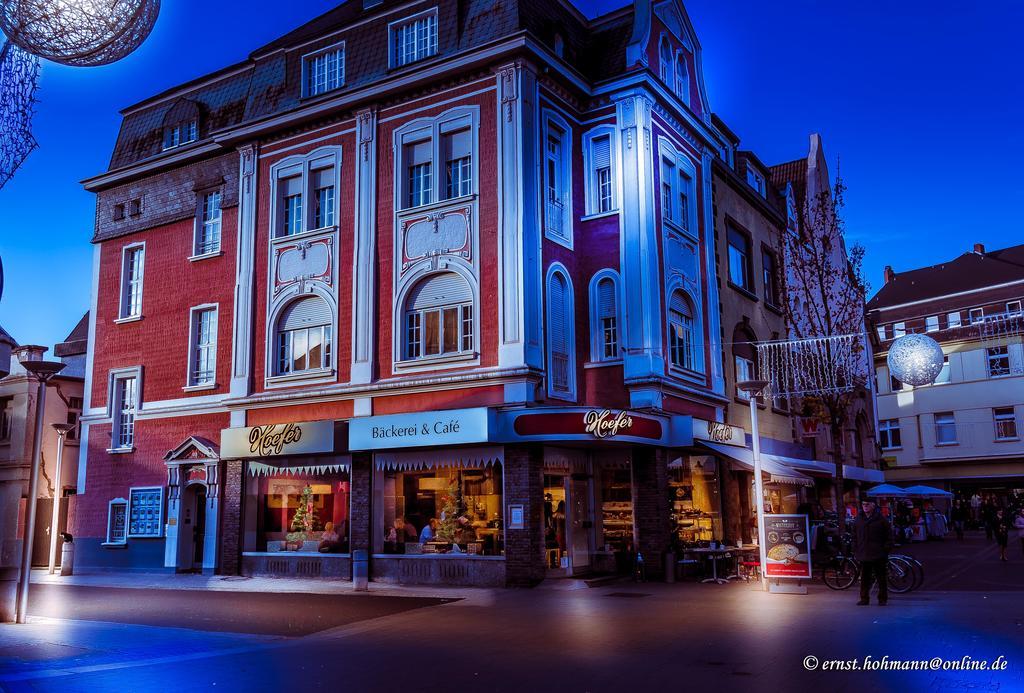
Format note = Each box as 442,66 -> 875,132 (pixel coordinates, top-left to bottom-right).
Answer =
867,243 -> 1024,502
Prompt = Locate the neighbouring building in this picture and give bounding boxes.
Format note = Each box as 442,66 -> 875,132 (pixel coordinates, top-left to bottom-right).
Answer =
0,316 -> 87,619
71,0 -> 845,586
867,243 -> 1024,503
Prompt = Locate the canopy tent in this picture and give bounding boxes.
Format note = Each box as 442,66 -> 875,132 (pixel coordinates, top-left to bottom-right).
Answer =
697,442 -> 815,487
865,484 -> 910,497
902,485 -> 953,498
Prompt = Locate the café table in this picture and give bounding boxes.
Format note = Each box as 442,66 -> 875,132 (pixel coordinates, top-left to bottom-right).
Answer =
686,547 -> 736,584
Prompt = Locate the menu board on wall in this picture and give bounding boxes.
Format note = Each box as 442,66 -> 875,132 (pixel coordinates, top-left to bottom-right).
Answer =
128,487 -> 164,538
763,514 -> 812,579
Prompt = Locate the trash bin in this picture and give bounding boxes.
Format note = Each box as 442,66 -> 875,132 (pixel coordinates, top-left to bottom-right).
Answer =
60,533 -> 74,576
352,549 -> 368,591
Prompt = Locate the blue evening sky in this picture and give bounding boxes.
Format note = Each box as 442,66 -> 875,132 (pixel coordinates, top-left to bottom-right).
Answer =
1,0 -> 1021,351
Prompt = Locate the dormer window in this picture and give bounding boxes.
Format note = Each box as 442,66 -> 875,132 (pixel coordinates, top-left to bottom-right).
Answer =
163,120 -> 197,150
746,166 -> 766,197
303,42 -> 345,97
391,10 -> 438,67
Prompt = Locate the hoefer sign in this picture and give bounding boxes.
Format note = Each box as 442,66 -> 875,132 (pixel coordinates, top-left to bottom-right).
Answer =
692,418 -> 745,447
583,410 -> 634,439
220,421 -> 335,459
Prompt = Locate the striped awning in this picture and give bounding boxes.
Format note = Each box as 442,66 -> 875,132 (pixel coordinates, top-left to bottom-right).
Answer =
374,446 -> 504,471
698,442 -> 815,487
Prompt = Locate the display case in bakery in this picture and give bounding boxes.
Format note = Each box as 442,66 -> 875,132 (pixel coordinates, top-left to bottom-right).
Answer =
669,456 -> 723,544
599,467 -> 634,552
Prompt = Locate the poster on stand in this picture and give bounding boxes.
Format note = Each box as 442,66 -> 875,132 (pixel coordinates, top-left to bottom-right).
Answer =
764,514 -> 812,579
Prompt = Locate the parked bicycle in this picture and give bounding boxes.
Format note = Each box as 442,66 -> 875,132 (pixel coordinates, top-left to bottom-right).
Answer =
820,533 -> 924,593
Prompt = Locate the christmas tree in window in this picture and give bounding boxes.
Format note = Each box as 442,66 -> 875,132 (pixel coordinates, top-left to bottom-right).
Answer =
436,475 -> 463,544
286,485 -> 319,548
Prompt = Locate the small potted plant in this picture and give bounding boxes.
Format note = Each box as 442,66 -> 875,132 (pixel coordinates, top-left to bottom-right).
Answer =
285,531 -> 305,551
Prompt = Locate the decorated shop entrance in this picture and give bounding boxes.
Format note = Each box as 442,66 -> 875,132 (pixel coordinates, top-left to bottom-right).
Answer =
163,437 -> 221,574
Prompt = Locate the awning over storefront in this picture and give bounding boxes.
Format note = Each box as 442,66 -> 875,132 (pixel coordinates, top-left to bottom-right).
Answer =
776,455 -> 836,478
698,442 -> 815,487
247,456 -> 351,476
374,446 -> 504,471
842,464 -> 886,483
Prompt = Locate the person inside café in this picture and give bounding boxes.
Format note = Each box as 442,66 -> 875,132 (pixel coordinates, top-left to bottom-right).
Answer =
318,521 -> 342,553
419,518 -> 439,543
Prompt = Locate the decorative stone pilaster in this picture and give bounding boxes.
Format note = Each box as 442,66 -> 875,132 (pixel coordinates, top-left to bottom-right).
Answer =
230,144 -> 258,400
351,108 -> 378,386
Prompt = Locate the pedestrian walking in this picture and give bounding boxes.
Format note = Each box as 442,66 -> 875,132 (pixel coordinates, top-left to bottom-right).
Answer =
983,499 -> 997,541
1015,510 -> 1024,558
993,510 -> 1010,562
853,499 -> 892,606
951,500 -> 967,541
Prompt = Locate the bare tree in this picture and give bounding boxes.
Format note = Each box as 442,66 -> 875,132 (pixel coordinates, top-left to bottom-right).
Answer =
780,176 -> 869,529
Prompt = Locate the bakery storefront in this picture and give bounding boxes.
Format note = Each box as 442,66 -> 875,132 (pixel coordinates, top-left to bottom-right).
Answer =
221,420 -> 354,579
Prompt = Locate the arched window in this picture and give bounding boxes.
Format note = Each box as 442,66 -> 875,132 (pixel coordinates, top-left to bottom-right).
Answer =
547,267 -> 576,397
659,36 -> 673,86
668,291 -> 696,371
276,296 -> 332,374
674,52 -> 690,105
732,324 -> 758,400
590,272 -> 620,361
404,272 -> 474,360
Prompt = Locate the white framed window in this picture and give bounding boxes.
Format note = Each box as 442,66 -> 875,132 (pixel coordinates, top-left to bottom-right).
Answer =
194,190 -> 222,256
128,487 -> 164,538
403,272 -> 474,360
542,112 -> 572,247
879,419 -> 902,449
106,498 -> 128,545
118,243 -> 145,320
746,166 -> 766,197
396,109 -> 476,210
659,35 -> 673,85
969,308 -> 984,324
934,412 -> 957,445
876,325 -> 887,340
303,42 -> 345,97
987,346 -> 1010,377
275,296 -> 333,375
735,355 -> 754,400
668,291 -> 698,372
589,271 -> 621,361
163,120 -> 197,150
110,372 -> 138,451
674,51 -> 690,104
188,306 -> 218,387
659,148 -> 696,236
925,315 -> 939,332
994,407 -> 1018,440
390,10 -> 438,68
1007,301 -> 1022,315
947,312 -> 962,328
893,322 -> 906,338
583,126 -> 617,216
272,148 -> 341,238
546,265 -> 576,399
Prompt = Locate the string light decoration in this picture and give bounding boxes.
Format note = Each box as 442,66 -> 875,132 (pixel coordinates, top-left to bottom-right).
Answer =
756,333 -> 865,400
0,40 -> 38,190
0,0 -> 160,66
886,333 -> 945,387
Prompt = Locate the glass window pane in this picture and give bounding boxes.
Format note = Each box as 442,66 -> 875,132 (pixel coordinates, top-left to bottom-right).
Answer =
292,329 -> 308,372
443,307 -> 459,353
425,310 -> 440,355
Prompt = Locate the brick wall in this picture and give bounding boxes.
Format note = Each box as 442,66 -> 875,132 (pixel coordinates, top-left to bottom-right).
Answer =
632,446 -> 669,579
218,459 -> 243,575
349,453 -> 372,554
503,444 -> 544,586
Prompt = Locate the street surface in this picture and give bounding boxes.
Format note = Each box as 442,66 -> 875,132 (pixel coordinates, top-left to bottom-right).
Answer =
0,532 -> 1021,692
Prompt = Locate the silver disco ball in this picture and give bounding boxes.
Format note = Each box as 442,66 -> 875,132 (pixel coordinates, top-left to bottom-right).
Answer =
0,0 -> 160,67
887,333 -> 944,387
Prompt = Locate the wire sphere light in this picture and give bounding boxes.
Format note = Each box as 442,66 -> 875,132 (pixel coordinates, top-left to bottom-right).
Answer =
0,40 -> 38,190
0,0 -> 160,67
887,333 -> 945,387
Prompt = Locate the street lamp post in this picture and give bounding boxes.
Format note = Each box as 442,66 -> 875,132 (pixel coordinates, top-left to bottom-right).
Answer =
47,423 -> 75,575
738,379 -> 770,592
16,359 -> 65,624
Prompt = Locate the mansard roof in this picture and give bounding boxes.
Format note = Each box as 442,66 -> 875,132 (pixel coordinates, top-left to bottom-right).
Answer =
100,0 -> 646,175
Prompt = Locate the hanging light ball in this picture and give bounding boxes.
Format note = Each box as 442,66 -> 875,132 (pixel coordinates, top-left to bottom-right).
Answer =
0,0 -> 160,67
887,333 -> 944,387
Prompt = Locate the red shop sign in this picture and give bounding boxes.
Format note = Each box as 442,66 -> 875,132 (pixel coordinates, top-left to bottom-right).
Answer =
513,410 -> 663,441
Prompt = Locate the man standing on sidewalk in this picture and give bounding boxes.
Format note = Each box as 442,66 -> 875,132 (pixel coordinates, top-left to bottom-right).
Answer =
854,499 -> 892,606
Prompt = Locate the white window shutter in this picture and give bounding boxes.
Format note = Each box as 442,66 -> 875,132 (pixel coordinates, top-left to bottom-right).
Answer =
597,278 -> 615,320
549,274 -> 567,353
280,296 -> 332,330
408,272 -> 472,311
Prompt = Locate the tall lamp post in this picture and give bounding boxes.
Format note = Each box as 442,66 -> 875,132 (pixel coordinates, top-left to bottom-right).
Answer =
16,358 -> 65,624
47,423 -> 75,575
738,379 -> 770,592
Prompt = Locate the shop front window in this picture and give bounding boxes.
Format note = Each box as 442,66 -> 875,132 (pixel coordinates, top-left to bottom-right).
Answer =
669,457 -> 722,545
377,464 -> 503,556
598,467 -> 634,553
244,471 -> 350,554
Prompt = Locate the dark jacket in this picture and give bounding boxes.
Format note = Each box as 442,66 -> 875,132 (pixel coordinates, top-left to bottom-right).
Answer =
853,509 -> 893,561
